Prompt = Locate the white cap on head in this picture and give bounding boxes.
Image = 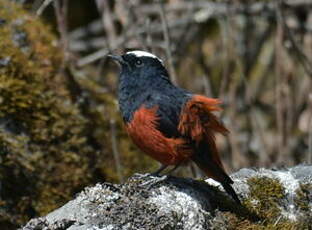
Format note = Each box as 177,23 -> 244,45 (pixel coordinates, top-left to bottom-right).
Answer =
126,50 -> 163,63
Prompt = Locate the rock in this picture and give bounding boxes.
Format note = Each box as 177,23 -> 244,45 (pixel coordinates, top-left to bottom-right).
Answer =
23,174 -> 216,230
22,165 -> 312,230
21,218 -> 76,230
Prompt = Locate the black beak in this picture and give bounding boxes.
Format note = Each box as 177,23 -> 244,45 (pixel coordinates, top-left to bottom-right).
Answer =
107,54 -> 125,65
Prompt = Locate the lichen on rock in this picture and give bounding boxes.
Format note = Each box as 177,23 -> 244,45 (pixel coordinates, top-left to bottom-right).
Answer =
213,165 -> 312,229
23,174 -> 219,230
21,166 -> 312,230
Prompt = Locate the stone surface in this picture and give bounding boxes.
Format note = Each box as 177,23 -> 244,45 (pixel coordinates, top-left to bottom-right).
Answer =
22,165 -> 312,230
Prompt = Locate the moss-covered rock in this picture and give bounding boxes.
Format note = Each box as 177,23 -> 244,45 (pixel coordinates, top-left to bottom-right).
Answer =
244,177 -> 285,219
294,183 -> 312,226
0,1 -> 93,228
21,166 -> 312,230
211,167 -> 312,229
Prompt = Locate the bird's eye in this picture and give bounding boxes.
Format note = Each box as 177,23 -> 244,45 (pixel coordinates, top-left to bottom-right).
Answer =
135,59 -> 143,66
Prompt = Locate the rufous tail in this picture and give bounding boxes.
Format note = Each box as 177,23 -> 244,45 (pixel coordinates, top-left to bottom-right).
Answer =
178,95 -> 241,204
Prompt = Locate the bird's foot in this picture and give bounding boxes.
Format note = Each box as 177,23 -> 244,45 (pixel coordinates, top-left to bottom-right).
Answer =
132,173 -> 151,179
139,174 -> 168,189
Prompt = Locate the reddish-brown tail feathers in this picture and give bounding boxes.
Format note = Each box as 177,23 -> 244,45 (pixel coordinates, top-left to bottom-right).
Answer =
178,95 -> 228,173
178,95 -> 241,204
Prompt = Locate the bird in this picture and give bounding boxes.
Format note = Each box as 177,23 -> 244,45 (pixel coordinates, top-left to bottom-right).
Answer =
108,50 -> 241,204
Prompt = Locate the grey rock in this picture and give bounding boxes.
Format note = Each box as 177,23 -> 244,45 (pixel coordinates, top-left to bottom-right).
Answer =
22,217 -> 77,230
290,164 -> 312,183
220,166 -> 310,221
22,166 -> 312,230
46,174 -> 218,230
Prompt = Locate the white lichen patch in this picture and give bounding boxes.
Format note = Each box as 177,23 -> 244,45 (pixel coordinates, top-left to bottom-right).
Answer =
148,186 -> 208,230
80,183 -> 120,204
97,224 -> 116,230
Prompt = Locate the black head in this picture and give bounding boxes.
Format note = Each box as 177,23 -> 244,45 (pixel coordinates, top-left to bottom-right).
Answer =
108,50 -> 169,84
108,50 -> 177,122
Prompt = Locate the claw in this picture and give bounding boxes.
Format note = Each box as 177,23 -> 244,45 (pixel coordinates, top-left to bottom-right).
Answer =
140,174 -> 168,189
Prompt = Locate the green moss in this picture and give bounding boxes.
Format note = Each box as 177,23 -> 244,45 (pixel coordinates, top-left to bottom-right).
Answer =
294,183 -> 312,213
294,183 -> 312,228
215,211 -> 303,230
244,177 -> 285,220
210,176 -> 310,229
0,1 -> 93,227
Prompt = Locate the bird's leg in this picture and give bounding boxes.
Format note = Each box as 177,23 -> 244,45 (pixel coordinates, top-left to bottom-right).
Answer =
134,164 -> 167,181
151,164 -> 168,176
166,161 -> 182,175
139,161 -> 184,188
139,164 -> 169,188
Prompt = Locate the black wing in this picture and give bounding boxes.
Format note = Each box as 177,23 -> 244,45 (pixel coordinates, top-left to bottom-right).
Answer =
156,103 -> 181,138
151,89 -> 190,138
